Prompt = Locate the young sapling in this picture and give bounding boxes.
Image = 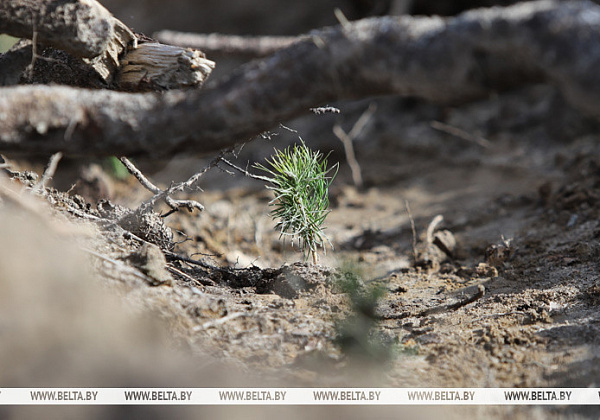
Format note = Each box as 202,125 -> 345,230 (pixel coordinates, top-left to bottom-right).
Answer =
254,140 -> 338,264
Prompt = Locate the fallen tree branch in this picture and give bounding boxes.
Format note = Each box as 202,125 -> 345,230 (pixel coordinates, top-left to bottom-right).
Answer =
32,151 -> 62,194
154,31 -> 302,58
2,0 -> 600,157
119,156 -> 205,215
0,0 -> 115,58
332,103 -> 376,188
0,0 -> 213,90
136,155 -> 226,212
0,0 -> 136,85
117,42 -> 215,91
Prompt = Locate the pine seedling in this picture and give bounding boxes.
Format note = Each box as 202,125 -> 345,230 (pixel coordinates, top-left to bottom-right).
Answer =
254,141 -> 338,264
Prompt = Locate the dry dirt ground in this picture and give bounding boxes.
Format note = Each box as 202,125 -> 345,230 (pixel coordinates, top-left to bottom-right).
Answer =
2,82 -> 600,419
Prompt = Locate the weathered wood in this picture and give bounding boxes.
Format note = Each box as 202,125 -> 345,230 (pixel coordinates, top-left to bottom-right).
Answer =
0,0 -> 136,86
0,1 -> 213,90
0,0 -> 114,58
0,39 -> 109,88
154,31 -> 302,58
1,0 -> 600,157
85,17 -> 136,83
0,38 -> 214,90
118,42 -> 215,91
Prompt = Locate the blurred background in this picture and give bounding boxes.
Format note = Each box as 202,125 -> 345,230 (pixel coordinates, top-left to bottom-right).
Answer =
101,0 -> 526,36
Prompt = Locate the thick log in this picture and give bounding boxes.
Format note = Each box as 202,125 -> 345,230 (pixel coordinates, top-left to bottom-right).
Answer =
1,0 -> 600,157
0,0 -> 114,58
0,1 -> 213,90
0,0 -> 136,85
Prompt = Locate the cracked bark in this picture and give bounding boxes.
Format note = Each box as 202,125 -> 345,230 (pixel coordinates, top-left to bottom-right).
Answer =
1,0 -> 600,157
0,0 -> 114,58
0,0 -> 213,90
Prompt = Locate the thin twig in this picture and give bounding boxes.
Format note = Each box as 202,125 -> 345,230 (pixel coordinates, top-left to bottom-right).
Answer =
154,31 -> 302,58
82,247 -> 123,266
279,124 -> 298,133
64,202 -> 107,221
405,200 -> 418,261
430,121 -> 492,149
140,154 -> 226,213
166,265 -> 207,288
333,125 -> 363,188
332,104 -> 375,188
334,8 -> 351,29
178,154 -> 223,188
120,156 -> 205,214
379,285 -> 486,320
219,158 -> 273,183
31,151 -> 62,194
426,215 -> 444,246
163,250 -> 213,270
82,247 -> 153,284
348,103 -> 377,139
419,285 -> 485,316
28,28 -> 38,79
163,251 -> 220,284
27,26 -> 62,81
119,156 -> 160,194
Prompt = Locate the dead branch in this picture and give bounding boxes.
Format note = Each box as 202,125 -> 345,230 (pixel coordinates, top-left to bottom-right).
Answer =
119,156 -> 205,214
426,215 -> 444,246
0,0 -> 114,58
404,200 -> 418,261
154,31 -> 302,58
119,157 -> 161,194
137,155 -> 224,211
0,0 -> 137,86
418,285 -> 485,316
430,121 -> 492,149
2,1 -> 600,157
117,42 -> 215,91
332,103 -> 376,188
166,265 -> 209,287
379,284 -> 486,320
0,0 -> 213,90
333,125 -> 363,188
32,151 -> 62,194
219,158 -> 273,183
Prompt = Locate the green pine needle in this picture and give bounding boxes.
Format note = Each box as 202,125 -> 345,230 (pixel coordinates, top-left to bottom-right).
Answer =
254,141 -> 338,264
